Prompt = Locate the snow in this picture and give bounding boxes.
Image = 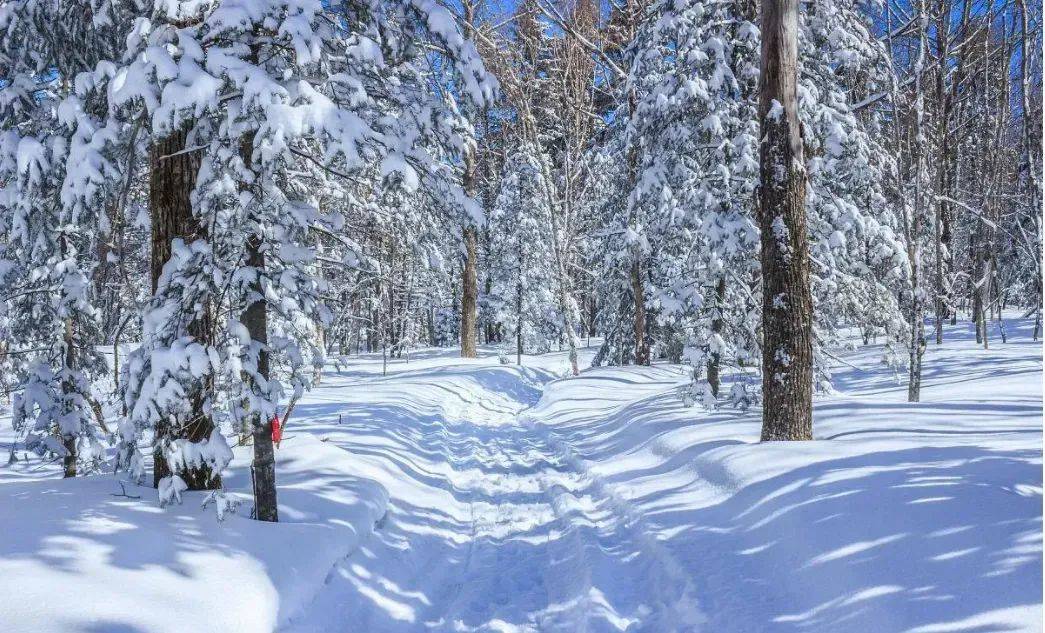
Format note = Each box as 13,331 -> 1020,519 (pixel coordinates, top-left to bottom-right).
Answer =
1,317 -> 1041,632
0,431 -> 386,633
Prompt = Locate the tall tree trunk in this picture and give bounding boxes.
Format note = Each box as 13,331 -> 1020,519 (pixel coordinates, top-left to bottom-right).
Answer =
516,255 -> 524,365
972,228 -> 986,345
932,3 -> 955,344
149,125 -> 219,490
1018,0 -> 1042,339
244,232 -> 277,521
991,256 -> 1006,343
707,277 -> 725,397
461,226 -> 478,358
459,1 -> 480,360
631,260 -> 650,365
757,0 -> 812,442
588,295 -> 597,338
625,88 -> 650,367
61,317 -> 77,478
240,132 -> 278,522
906,1 -> 930,403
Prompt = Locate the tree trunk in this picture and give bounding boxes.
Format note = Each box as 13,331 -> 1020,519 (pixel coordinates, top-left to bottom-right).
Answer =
707,277 -> 725,397
906,1 -> 930,403
992,257 -> 1006,343
149,125 -> 219,490
631,259 -> 650,365
625,86 -> 650,367
61,318 -> 77,478
757,0 -> 812,442
1018,0 -> 1042,340
244,231 -> 278,521
588,295 -> 597,338
240,132 -> 278,522
460,57 -> 480,359
516,260 -> 524,365
461,226 -> 478,358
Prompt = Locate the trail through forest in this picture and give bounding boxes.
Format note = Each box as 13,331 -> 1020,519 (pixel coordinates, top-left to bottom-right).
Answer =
284,355 -> 704,632
278,318 -> 1041,632
1,318 -> 1040,633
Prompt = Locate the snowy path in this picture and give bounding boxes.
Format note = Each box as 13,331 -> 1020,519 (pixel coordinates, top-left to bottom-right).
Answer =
279,321 -> 1042,633
283,357 -> 703,632
1,319 -> 1040,633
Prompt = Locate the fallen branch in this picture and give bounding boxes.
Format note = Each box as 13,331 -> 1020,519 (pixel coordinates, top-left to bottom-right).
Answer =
110,481 -> 141,499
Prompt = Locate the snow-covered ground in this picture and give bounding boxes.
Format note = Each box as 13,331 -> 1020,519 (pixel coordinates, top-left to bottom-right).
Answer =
1,317 -> 1041,632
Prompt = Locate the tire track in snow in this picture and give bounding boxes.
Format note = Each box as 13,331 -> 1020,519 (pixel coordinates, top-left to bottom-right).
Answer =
528,424 -> 707,632
429,394 -> 706,632
284,365 -> 707,632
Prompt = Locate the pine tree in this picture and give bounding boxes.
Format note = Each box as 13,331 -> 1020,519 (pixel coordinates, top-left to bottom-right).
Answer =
487,143 -> 559,359
7,0 -> 494,514
0,0 -> 129,477
607,0 -> 907,405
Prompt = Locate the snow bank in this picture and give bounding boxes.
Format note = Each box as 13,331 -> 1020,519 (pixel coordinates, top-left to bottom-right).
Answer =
529,318 -> 1042,632
1,322 -> 1040,632
0,434 -> 387,633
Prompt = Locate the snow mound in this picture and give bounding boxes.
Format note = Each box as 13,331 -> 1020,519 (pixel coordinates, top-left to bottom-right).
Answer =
0,434 -> 387,633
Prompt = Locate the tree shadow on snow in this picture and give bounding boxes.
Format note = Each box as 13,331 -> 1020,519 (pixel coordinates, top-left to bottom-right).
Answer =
650,445 -> 1042,632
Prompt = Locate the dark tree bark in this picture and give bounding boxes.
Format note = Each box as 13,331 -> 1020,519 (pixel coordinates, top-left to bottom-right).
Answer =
707,277 -> 725,397
61,318 -> 77,478
240,132 -> 278,522
244,233 -> 278,521
516,256 -> 524,365
622,86 -> 651,367
149,125 -> 220,489
631,260 -> 650,365
588,295 -> 597,338
757,0 -> 813,442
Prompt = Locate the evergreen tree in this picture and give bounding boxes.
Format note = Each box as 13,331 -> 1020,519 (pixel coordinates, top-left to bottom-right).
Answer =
487,143 -> 558,359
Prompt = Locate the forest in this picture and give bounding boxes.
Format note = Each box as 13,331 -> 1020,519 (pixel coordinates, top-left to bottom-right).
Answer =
0,0 -> 1041,631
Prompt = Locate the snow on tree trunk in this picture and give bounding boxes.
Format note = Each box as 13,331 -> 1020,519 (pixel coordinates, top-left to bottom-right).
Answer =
148,125 -> 219,490
757,0 -> 812,441
240,129 -> 278,523
707,277 -> 725,397
245,230 -> 278,522
907,1 -> 931,403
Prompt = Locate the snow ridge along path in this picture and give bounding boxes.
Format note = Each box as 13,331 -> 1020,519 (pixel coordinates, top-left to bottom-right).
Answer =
283,320 -> 1042,633
283,352 -> 705,633
0,318 -> 1040,633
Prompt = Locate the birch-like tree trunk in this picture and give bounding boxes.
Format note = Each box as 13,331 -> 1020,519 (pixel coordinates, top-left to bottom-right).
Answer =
1017,0 -> 1042,339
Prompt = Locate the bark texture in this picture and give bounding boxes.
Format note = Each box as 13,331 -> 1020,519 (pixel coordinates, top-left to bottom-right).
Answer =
907,3 -> 930,403
460,0 -> 480,360
245,233 -> 278,521
707,277 -> 725,396
461,226 -> 479,358
631,260 -> 650,365
758,0 -> 813,442
240,133 -> 278,522
61,317 -> 76,478
149,125 -> 220,489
